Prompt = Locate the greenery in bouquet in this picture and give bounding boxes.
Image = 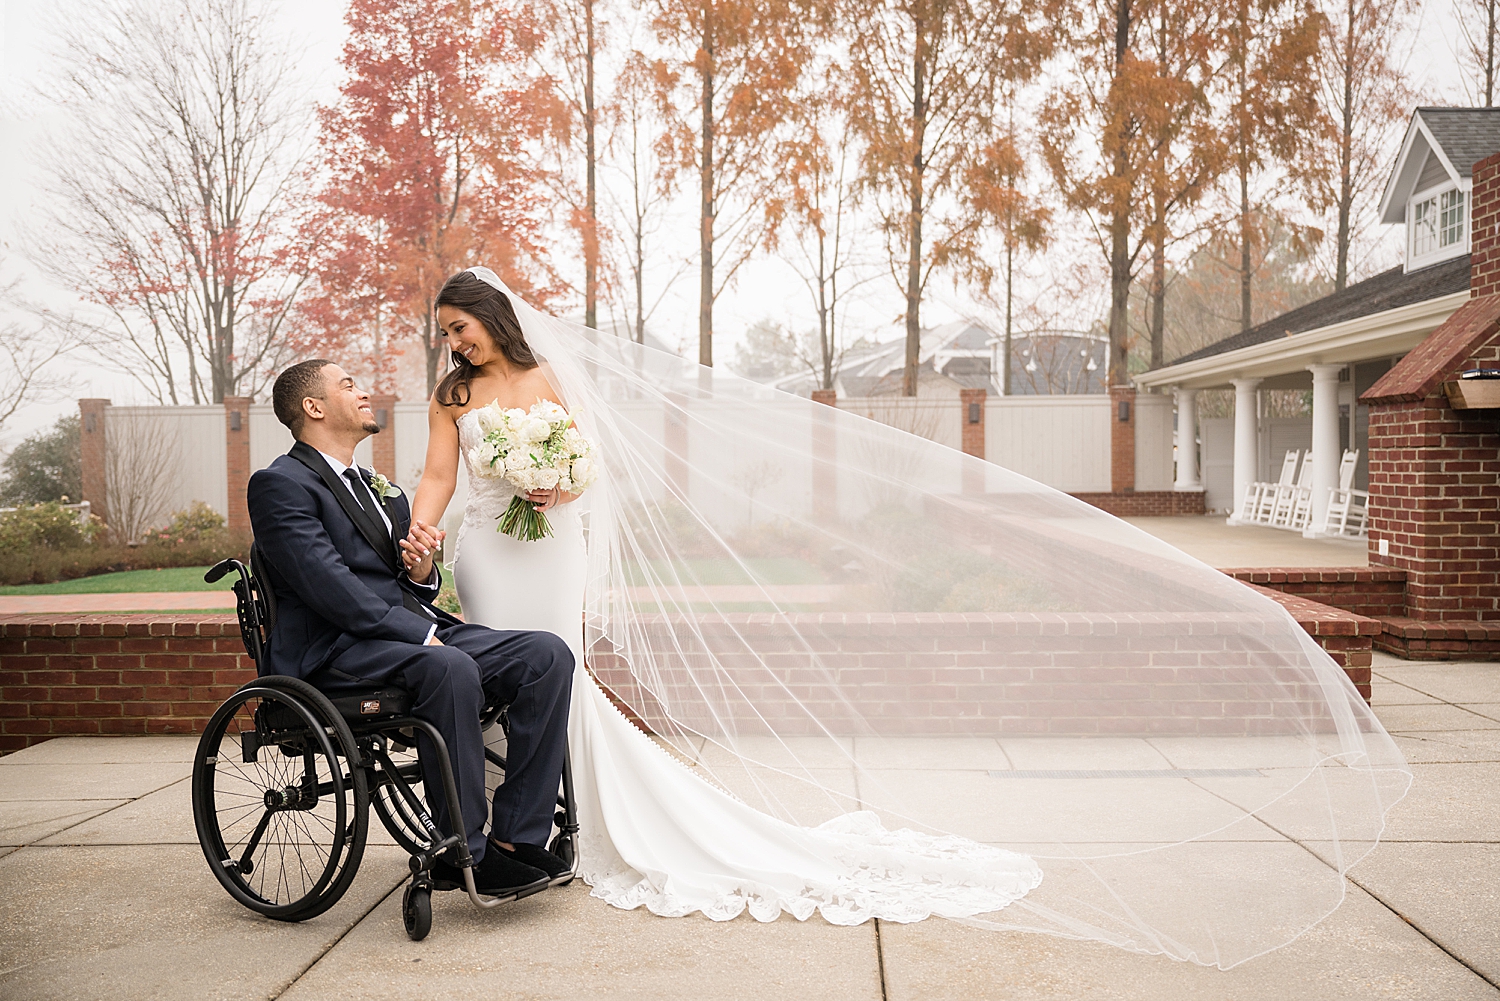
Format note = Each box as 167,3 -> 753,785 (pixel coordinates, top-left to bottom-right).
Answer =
467,399 -> 598,541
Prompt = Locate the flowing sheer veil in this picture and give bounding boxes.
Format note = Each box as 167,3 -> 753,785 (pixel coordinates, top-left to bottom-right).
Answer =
464,266 -> 1410,969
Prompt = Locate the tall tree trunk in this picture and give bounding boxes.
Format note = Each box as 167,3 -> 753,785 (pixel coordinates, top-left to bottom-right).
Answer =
818,229 -> 833,389
1106,0 -> 1134,387
1488,0 -> 1496,106
1335,0 -> 1354,292
698,4 -> 715,367
902,16 -> 927,397
1149,195 -> 1165,369
1239,159 -> 1253,331
424,300 -> 442,395
584,0 -> 598,329
1003,240 -> 1013,395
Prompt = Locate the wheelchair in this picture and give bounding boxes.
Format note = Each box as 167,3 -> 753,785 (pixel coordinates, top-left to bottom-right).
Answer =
189,550 -> 580,941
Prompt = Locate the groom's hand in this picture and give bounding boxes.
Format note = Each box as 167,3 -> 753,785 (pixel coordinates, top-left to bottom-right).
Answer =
400,519 -> 446,585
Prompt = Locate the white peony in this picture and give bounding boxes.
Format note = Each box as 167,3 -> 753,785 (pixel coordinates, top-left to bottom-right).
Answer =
570,456 -> 596,489
476,442 -> 501,472
516,416 -> 550,443
504,407 -> 528,423
531,399 -> 567,423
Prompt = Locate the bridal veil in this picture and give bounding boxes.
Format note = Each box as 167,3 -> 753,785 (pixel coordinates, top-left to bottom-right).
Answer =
464,266 -> 1410,970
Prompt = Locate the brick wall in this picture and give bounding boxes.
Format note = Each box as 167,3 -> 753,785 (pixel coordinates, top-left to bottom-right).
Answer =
1110,386 -> 1136,493
960,388 -> 985,458
224,397 -> 252,535
0,617 -> 255,752
1221,568 -> 1408,619
1363,337 -> 1500,620
1470,150 -> 1500,298
371,393 -> 397,479
1069,490 -> 1206,517
1238,582 -> 1376,699
2,609 -> 1369,750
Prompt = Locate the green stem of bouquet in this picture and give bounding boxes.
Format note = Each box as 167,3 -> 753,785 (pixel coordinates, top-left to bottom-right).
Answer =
497,495 -> 554,541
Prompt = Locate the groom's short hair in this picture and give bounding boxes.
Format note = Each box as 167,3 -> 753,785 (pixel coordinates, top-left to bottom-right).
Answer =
272,359 -> 333,438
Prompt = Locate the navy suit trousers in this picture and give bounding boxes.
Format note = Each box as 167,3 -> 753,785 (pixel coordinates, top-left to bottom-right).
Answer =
329,622 -> 574,860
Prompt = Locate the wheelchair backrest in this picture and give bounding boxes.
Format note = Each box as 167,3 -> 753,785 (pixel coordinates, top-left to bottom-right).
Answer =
249,544 -> 279,634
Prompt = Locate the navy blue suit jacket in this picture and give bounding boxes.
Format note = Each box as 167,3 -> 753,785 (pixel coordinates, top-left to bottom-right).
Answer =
247,445 -> 459,679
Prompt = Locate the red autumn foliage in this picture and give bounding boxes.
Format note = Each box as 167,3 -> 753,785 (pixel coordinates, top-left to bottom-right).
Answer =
298,0 -> 566,395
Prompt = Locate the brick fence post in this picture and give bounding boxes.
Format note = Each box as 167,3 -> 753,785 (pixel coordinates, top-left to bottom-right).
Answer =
78,399 -> 111,528
370,393 -> 397,479
1110,386 -> 1136,493
811,389 -> 837,522
224,397 -> 251,535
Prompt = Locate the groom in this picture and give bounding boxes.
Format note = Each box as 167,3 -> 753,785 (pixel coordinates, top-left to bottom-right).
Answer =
247,358 -> 574,899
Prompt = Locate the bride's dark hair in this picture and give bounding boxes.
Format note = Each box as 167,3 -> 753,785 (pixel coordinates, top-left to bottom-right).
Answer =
434,270 -> 539,407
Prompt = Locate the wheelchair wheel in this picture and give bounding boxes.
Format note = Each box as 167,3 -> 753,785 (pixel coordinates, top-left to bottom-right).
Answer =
402,881 -> 432,941
371,744 -> 434,857
192,676 -> 369,922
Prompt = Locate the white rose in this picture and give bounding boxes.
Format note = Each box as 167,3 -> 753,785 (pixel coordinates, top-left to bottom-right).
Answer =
533,467 -> 560,490
518,416 -> 550,443
503,449 -> 530,473
570,456 -> 596,489
532,400 -> 567,423
476,442 -> 501,472
476,403 -> 504,434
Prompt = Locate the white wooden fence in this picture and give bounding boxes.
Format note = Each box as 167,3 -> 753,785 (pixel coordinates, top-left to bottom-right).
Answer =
91,391 -> 1180,536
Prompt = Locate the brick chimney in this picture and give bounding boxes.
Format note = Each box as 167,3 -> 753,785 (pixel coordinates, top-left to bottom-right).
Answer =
1360,150 -> 1500,622
78,399 -> 110,528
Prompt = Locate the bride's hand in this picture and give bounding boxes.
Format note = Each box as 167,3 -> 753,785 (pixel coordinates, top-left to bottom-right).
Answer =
400,518 -> 446,583
526,487 -> 578,512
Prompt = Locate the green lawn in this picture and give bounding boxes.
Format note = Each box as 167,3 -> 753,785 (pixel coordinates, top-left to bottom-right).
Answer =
0,566 -> 234,595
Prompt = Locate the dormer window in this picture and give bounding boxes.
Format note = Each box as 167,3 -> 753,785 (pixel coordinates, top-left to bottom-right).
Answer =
1408,185 -> 1467,266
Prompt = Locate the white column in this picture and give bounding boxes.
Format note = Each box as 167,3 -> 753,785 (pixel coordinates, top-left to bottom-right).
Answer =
1305,364 -> 1343,537
1228,378 -> 1262,524
1173,387 -> 1201,491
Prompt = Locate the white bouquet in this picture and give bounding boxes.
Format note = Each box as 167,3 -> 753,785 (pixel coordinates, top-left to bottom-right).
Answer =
467,399 -> 599,541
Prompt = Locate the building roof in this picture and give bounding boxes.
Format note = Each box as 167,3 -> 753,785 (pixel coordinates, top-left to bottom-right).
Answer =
1416,107 -> 1500,177
1362,294 -> 1500,403
1168,254 -> 1471,366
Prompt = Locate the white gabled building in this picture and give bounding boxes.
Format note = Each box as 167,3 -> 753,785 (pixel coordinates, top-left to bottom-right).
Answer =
1135,106 -> 1500,530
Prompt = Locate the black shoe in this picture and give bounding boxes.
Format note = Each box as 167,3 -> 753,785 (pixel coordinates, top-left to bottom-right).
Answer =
430,848 -> 548,899
489,838 -> 573,886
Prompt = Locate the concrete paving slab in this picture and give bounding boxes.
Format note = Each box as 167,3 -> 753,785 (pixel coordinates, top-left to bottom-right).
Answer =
0,762 -> 190,801
278,879 -> 884,1001
1393,730 -> 1500,763
1372,675 -> 1444,705
0,735 -> 199,765
0,847 -> 13,861
1376,663 -> 1500,704
1348,842 -> 1500,986
853,736 -> 1011,770
999,736 -> 1173,771
0,800 -> 128,847
1374,703 -> 1500,731
1381,763 -> 1500,842
0,844 -> 409,1001
880,883 -> 1499,1000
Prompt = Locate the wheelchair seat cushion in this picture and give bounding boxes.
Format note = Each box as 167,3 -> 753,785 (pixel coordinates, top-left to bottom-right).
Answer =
302,668 -> 414,722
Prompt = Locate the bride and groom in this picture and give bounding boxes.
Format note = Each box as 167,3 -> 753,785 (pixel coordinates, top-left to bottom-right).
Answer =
243,265 -> 1406,963
247,267 -> 1042,921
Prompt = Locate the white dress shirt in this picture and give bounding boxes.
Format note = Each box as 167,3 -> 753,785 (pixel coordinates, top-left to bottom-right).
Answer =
317,448 -> 439,644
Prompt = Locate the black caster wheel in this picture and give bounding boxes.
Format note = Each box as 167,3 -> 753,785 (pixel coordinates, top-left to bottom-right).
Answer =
403,882 -> 432,941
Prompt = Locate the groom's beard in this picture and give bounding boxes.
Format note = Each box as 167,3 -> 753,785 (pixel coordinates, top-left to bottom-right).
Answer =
362,420 -> 380,434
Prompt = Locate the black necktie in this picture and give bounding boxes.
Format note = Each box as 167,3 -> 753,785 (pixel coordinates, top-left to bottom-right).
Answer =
342,467 -> 385,531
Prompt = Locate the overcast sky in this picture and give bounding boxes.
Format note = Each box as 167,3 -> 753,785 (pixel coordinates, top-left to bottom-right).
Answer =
0,0 -> 1474,450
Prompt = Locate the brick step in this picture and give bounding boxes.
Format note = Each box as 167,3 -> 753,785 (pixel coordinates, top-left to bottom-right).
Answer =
1236,583 -> 1377,701
1376,617 -> 1500,660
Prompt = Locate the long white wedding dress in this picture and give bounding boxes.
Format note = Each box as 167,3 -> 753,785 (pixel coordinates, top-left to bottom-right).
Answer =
452,408 -> 1044,923
432,265 -> 1411,967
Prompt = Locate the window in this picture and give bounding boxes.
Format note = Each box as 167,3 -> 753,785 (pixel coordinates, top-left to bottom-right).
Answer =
1411,196 -> 1438,257
1440,189 -> 1465,247
1409,186 -> 1467,263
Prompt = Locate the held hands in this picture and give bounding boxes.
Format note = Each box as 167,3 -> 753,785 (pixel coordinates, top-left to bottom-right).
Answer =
399,518 -> 447,585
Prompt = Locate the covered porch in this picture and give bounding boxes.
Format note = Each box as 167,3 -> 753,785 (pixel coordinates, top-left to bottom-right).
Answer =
1135,274 -> 1467,537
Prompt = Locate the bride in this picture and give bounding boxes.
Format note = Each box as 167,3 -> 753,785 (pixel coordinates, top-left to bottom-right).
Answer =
406,265 -> 1410,966
407,267 -> 1042,924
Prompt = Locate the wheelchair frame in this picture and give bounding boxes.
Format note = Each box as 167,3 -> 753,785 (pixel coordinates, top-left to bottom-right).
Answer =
190,552 -> 580,940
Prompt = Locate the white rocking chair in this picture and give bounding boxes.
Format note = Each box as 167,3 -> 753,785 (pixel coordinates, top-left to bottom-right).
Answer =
1323,450 -> 1368,537
1253,450 -> 1300,525
1275,452 -> 1314,528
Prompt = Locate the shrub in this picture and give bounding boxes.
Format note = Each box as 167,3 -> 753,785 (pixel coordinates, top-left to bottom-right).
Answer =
0,501 -> 96,552
0,416 -> 81,505
0,534 -> 249,587
142,501 -> 228,545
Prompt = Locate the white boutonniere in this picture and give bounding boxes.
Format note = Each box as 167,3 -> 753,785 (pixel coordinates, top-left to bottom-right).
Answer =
368,472 -> 401,500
